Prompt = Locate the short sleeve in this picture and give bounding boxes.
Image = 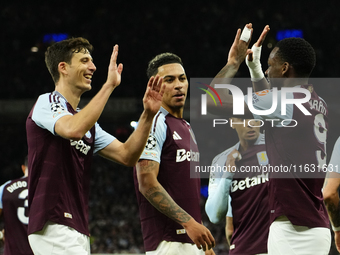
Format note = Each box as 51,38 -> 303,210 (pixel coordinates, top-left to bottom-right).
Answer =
32,93 -> 72,135
226,196 -> 233,217
94,122 -> 116,154
0,181 -> 11,209
139,113 -> 167,163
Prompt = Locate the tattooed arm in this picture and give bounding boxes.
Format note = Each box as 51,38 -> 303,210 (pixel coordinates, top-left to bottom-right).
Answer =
136,159 -> 215,251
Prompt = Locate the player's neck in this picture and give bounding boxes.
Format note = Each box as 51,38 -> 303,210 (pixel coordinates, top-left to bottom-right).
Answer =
162,105 -> 184,119
239,139 -> 255,153
55,82 -> 82,110
282,77 -> 309,88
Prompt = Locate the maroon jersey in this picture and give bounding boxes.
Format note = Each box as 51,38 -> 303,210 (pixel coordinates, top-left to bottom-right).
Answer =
252,85 -> 329,228
230,141 -> 269,254
134,108 -> 201,252
26,92 -> 96,236
209,134 -> 269,255
0,176 -> 33,255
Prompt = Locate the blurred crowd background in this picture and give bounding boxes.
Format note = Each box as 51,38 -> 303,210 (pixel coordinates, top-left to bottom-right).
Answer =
1,1 -> 340,254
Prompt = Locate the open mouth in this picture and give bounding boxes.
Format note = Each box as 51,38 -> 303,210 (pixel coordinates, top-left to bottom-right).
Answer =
174,94 -> 185,99
84,74 -> 92,81
247,130 -> 256,136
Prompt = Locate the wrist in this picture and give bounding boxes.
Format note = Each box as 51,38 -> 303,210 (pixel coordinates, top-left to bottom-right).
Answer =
181,217 -> 194,228
141,109 -> 157,122
249,66 -> 265,82
332,224 -> 340,232
226,60 -> 241,69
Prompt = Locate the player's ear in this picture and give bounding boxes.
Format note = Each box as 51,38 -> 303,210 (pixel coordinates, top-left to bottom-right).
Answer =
281,62 -> 289,76
21,165 -> 26,174
58,62 -> 68,75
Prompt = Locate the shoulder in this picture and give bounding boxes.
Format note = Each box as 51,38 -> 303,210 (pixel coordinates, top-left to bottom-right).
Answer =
151,109 -> 168,135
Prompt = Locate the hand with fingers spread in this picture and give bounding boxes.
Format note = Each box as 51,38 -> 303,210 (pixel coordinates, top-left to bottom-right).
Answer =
143,75 -> 166,116
246,25 -> 270,82
105,44 -> 124,89
227,23 -> 253,68
182,218 -> 215,251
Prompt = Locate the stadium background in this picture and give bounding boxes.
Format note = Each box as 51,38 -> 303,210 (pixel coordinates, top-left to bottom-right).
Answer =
1,1 -> 340,254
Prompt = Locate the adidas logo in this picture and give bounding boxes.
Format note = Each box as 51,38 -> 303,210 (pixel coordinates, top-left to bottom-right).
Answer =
173,131 -> 182,140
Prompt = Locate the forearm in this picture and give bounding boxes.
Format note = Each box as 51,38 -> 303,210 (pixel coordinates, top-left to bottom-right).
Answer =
205,177 -> 233,224
206,63 -> 241,115
121,110 -> 155,166
325,194 -> 340,228
57,84 -> 114,140
142,183 -> 192,225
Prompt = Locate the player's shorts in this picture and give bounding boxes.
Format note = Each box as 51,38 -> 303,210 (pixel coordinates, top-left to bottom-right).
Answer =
267,215 -> 331,255
28,221 -> 90,255
146,240 -> 205,255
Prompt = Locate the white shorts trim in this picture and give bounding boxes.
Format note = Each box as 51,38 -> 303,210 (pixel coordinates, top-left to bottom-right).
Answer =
268,216 -> 331,255
28,221 -> 90,255
146,240 -> 204,255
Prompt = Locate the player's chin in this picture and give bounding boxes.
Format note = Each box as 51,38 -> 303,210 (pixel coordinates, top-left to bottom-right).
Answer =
83,84 -> 92,91
172,99 -> 185,106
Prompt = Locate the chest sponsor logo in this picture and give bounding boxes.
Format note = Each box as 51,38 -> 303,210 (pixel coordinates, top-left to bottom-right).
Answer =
176,149 -> 199,162
70,139 -> 91,155
231,172 -> 268,193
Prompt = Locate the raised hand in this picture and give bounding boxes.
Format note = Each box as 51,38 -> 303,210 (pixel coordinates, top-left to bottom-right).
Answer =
143,75 -> 165,116
247,25 -> 270,62
227,23 -> 253,67
106,44 -> 123,89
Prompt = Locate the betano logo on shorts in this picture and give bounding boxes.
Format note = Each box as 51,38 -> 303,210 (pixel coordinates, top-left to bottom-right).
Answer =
198,83 -> 312,128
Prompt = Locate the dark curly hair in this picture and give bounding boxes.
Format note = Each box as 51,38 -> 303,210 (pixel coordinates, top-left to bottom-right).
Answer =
275,37 -> 316,77
45,37 -> 94,83
147,52 -> 183,78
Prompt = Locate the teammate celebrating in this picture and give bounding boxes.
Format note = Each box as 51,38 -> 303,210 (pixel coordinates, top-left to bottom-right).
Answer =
205,119 -> 269,255
134,53 -> 215,254
0,156 -> 33,255
207,24 -> 331,254
26,37 -> 165,255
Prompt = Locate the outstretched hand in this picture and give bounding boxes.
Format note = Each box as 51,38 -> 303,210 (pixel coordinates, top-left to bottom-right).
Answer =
184,218 -> 215,251
247,25 -> 270,62
227,23 -> 253,67
143,75 -> 166,116
106,44 -> 123,89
